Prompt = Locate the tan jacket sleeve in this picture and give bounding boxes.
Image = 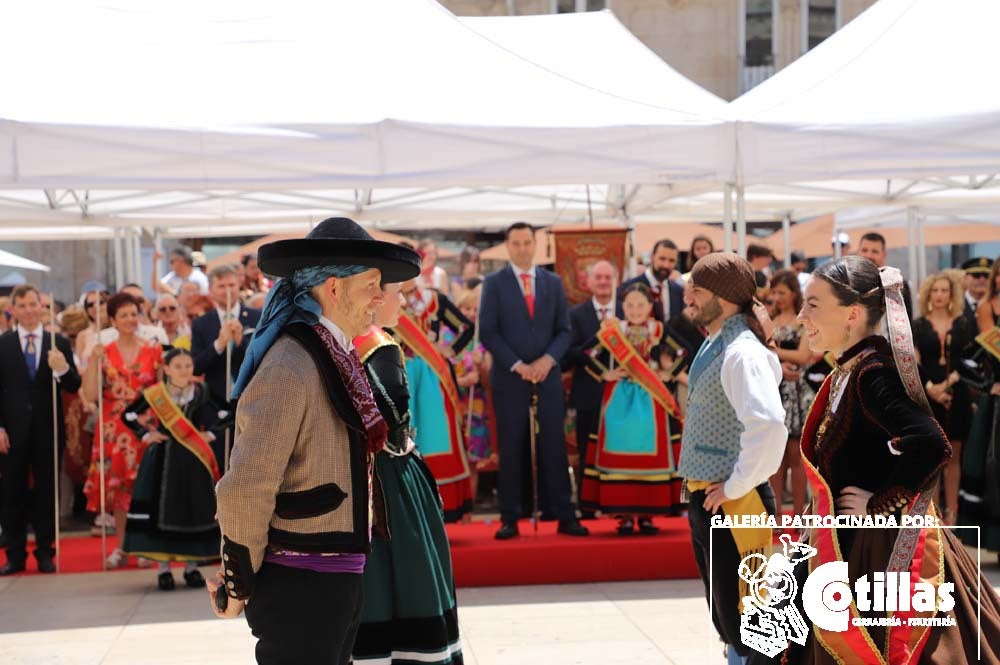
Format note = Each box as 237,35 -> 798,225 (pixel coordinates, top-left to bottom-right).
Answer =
216,360 -> 306,588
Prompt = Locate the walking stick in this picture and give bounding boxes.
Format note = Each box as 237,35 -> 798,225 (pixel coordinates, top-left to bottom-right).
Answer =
224,286 -> 233,473
49,295 -> 60,573
94,291 -> 107,570
465,316 -> 479,442
528,381 -> 540,537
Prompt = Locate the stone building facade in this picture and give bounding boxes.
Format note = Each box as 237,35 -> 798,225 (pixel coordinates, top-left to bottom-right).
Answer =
440,0 -> 877,100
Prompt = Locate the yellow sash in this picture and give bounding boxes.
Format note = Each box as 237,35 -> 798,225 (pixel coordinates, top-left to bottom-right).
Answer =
686,479 -> 772,612
142,383 -> 221,482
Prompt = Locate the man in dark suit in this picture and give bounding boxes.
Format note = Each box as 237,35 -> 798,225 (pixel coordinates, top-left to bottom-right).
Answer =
962,257 -> 992,327
616,239 -> 684,323
192,264 -> 261,406
480,222 -> 588,539
564,260 -> 617,516
857,232 -> 913,319
0,285 -> 81,574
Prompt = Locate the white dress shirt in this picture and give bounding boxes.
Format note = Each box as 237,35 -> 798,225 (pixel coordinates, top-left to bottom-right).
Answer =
319,316 -> 354,353
160,268 -> 209,295
643,267 -> 671,319
513,264 -> 536,297
16,324 -> 69,378
592,297 -> 613,322
212,303 -> 244,355
712,329 -> 788,500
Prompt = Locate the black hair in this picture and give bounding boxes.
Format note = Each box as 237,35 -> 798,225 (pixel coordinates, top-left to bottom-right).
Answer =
169,246 -> 194,266
241,252 -> 257,266
621,281 -> 653,303
505,221 -> 534,240
859,232 -> 886,249
106,292 -> 142,319
812,255 -> 885,328
746,243 -> 774,261
651,239 -> 677,255
464,276 -> 483,291
164,347 -> 193,365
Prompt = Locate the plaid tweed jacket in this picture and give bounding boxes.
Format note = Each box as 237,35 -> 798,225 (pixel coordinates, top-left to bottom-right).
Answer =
215,323 -> 386,600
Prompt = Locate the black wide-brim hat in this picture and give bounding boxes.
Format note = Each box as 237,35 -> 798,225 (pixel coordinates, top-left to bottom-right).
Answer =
258,217 -> 421,282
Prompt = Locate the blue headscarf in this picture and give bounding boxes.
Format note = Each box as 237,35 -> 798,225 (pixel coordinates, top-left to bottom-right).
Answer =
231,264 -> 366,400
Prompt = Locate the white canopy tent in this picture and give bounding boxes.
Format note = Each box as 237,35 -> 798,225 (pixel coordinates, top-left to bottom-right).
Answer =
0,1 -> 727,196
0,248 -> 50,272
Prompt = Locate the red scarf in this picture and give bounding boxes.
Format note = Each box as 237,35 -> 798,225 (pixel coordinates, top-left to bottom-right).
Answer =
312,324 -> 387,454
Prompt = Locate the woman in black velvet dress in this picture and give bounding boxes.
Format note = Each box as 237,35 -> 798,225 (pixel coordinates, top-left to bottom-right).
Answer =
911,270 -> 973,524
787,256 -> 1000,664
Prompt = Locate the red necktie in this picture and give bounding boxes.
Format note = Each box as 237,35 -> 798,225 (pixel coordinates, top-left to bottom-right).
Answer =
520,273 -> 535,319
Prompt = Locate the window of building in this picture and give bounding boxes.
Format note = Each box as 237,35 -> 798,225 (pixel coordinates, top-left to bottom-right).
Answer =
744,0 -> 775,67
806,0 -> 837,49
552,0 -> 606,13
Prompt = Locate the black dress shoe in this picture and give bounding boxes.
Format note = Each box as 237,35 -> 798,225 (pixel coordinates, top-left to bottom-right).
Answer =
183,569 -> 206,588
557,520 -> 589,536
0,562 -> 25,576
36,558 -> 56,573
158,572 -> 176,591
494,522 -> 519,540
638,518 -> 660,536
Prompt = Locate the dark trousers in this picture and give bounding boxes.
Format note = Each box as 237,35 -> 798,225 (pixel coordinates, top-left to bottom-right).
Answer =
687,482 -> 776,659
1,425 -> 59,565
244,563 -> 364,665
492,371 -> 573,525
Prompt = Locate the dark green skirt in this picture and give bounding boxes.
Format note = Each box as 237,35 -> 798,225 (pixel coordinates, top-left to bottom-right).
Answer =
122,439 -> 221,562
352,451 -> 463,664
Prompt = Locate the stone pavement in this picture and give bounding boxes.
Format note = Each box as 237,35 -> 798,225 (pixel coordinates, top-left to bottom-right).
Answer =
1,557 -> 998,665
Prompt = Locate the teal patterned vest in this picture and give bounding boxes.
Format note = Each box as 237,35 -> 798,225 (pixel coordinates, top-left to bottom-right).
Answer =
678,315 -> 757,481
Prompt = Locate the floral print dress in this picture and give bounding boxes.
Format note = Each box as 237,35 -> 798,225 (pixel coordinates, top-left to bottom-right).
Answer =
83,341 -> 163,513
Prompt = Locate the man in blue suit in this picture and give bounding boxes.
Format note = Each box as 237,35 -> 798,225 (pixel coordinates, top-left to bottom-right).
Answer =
480,222 -> 589,540
616,239 -> 684,323
191,264 -> 261,406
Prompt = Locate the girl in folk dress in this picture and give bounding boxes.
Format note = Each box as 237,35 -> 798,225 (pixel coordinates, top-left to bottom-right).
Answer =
580,283 -> 682,535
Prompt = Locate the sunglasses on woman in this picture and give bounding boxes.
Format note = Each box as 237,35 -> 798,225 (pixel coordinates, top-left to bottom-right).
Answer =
157,306 -> 178,312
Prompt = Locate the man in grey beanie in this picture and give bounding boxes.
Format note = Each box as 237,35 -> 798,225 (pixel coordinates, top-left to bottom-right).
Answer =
676,253 -> 787,665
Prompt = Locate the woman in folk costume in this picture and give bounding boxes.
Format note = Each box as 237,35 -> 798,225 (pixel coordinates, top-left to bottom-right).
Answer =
120,347 -> 228,591
579,282 -> 683,535
351,283 -> 463,665
787,255 -> 1000,664
396,278 -> 475,522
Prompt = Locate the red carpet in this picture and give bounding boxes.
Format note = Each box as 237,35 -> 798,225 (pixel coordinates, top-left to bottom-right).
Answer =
446,516 -> 698,587
7,517 -> 699,587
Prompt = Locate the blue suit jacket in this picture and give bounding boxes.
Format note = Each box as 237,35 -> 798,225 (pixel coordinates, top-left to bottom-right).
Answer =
191,305 -> 261,403
616,273 -> 684,324
479,265 -> 571,375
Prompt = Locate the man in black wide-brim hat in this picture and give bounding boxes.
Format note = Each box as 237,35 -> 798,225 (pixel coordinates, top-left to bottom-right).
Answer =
207,217 -> 420,665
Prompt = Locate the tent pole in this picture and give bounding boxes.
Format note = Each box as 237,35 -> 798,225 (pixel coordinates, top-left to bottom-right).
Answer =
625,210 -> 637,279
783,213 -> 792,268
134,231 -> 143,293
123,228 -> 135,286
907,206 -> 918,294
736,185 -> 747,257
916,207 -> 927,284
113,228 -> 124,290
723,184 -> 733,254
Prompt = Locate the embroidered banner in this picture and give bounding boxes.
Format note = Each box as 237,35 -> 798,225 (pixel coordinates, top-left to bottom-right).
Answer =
142,383 -> 221,482
552,227 -> 628,305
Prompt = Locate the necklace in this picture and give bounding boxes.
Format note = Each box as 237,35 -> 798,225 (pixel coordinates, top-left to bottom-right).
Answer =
815,351 -> 869,450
